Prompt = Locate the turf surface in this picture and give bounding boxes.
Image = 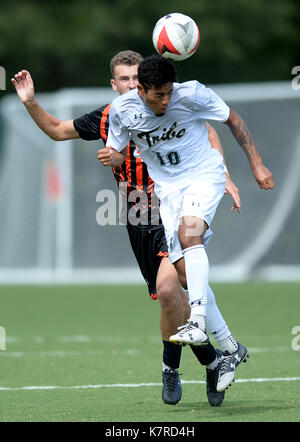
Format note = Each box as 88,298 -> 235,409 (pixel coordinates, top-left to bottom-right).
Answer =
0,282 -> 299,422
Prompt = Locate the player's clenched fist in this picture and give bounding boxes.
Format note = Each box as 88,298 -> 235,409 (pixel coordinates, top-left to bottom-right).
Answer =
252,164 -> 274,190
97,147 -> 125,168
97,147 -> 114,166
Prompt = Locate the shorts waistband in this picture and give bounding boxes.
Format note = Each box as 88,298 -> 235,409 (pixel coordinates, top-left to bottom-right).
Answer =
126,223 -> 164,232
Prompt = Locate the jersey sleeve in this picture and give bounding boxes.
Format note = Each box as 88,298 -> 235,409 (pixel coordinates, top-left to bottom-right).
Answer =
106,102 -> 130,152
73,106 -> 108,141
194,82 -> 230,123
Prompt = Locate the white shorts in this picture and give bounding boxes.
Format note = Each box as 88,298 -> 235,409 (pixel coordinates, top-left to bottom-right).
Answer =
159,178 -> 225,264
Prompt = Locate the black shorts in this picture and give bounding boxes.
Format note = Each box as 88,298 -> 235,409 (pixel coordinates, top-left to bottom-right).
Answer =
126,224 -> 169,300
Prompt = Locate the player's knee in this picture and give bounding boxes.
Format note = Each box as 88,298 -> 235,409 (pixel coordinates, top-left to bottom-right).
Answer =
157,284 -> 178,309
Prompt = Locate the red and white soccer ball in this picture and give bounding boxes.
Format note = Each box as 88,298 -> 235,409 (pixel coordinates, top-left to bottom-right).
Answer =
152,13 -> 200,61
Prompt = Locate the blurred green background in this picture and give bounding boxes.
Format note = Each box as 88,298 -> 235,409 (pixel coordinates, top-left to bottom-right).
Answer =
1,0 -> 299,92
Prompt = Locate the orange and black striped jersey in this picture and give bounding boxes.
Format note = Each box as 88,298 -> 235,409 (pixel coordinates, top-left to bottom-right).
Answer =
73,104 -> 161,226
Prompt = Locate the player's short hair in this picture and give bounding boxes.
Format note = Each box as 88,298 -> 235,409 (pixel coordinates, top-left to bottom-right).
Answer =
110,50 -> 143,78
138,55 -> 178,92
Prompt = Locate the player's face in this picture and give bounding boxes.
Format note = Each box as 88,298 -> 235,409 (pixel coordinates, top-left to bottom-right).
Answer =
110,64 -> 139,95
138,83 -> 173,116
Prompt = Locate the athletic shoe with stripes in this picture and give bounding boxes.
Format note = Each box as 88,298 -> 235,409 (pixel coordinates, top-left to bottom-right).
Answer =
217,343 -> 249,392
169,321 -> 209,346
206,349 -> 225,406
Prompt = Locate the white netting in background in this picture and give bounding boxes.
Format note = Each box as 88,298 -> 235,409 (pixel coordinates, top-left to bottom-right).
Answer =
0,82 -> 299,283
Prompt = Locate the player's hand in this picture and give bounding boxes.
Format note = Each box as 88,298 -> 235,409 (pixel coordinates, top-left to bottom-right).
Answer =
224,173 -> 241,213
98,147 -> 114,166
97,147 -> 125,167
252,163 -> 274,190
11,70 -> 35,104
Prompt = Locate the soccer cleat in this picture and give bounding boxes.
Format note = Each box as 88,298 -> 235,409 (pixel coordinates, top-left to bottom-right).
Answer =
169,321 -> 209,346
162,368 -> 182,405
217,343 -> 249,392
206,349 -> 225,407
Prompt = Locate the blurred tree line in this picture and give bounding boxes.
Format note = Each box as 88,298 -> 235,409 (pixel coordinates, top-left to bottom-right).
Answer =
0,0 -> 299,92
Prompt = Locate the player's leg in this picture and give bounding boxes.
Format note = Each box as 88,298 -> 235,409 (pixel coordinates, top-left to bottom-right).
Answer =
156,256 -> 185,405
158,260 -> 225,406
175,258 -> 225,406
167,180 -> 224,345
157,256 -> 188,341
159,177 -> 246,394
179,215 -> 210,331
179,278 -> 249,393
206,284 -> 239,351
158,184 -> 232,396
126,225 -> 184,405
206,285 -> 249,392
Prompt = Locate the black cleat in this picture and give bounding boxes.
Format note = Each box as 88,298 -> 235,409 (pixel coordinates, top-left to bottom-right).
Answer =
162,368 -> 182,405
217,343 -> 249,392
206,349 -> 225,406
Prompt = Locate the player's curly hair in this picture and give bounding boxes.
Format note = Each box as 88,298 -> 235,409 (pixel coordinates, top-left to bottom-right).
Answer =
110,50 -> 143,78
138,55 -> 178,91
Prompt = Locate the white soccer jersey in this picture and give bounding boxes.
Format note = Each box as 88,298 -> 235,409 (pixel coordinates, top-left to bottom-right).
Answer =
106,80 -> 230,199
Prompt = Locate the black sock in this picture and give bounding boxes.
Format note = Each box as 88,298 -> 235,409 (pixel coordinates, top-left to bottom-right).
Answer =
190,342 -> 216,366
163,340 -> 182,369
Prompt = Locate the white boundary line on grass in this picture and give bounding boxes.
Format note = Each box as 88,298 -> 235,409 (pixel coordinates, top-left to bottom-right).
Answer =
0,377 -> 300,391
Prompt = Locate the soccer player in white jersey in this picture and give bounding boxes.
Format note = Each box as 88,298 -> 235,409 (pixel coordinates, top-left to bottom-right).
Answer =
100,54 -> 274,391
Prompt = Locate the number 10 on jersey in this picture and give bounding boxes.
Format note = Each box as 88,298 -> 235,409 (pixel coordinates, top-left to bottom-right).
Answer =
156,151 -> 181,166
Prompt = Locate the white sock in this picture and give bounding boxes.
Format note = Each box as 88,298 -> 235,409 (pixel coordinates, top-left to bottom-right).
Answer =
182,245 -> 209,317
162,362 -> 177,372
185,284 -> 239,350
218,335 -> 239,354
189,312 -> 206,331
206,285 -> 231,340
205,285 -> 238,352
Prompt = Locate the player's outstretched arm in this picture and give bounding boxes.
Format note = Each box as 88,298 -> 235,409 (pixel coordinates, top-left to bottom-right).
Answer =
97,146 -> 126,168
225,109 -> 274,190
207,123 -> 241,213
11,70 -> 79,141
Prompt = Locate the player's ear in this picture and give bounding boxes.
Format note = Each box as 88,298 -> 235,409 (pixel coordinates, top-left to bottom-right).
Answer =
137,83 -> 145,96
110,79 -> 118,92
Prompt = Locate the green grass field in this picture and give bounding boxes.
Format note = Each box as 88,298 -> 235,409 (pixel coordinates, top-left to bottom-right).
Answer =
0,282 -> 299,422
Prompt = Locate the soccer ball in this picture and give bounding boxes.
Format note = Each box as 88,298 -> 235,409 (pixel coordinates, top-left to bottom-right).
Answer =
152,13 -> 200,61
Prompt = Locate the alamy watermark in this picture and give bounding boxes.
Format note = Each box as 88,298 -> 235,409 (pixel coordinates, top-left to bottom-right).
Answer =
0,66 -> 6,90
96,183 -> 160,227
291,326 -> 300,351
0,326 -> 6,350
96,183 -> 204,236
291,66 -> 300,91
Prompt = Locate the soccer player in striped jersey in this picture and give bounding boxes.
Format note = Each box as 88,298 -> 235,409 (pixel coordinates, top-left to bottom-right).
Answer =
12,51 -> 243,406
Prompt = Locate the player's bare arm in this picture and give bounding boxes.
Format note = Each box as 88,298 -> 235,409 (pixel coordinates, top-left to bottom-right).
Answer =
11,70 -> 79,141
207,123 -> 241,213
225,109 -> 274,190
97,146 -> 126,168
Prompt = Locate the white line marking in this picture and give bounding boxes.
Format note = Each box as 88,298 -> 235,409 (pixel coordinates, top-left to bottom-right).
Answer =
0,377 -> 299,391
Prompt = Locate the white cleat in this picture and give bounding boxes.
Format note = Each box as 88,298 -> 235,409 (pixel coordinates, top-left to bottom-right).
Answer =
217,343 -> 249,392
169,321 -> 209,346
